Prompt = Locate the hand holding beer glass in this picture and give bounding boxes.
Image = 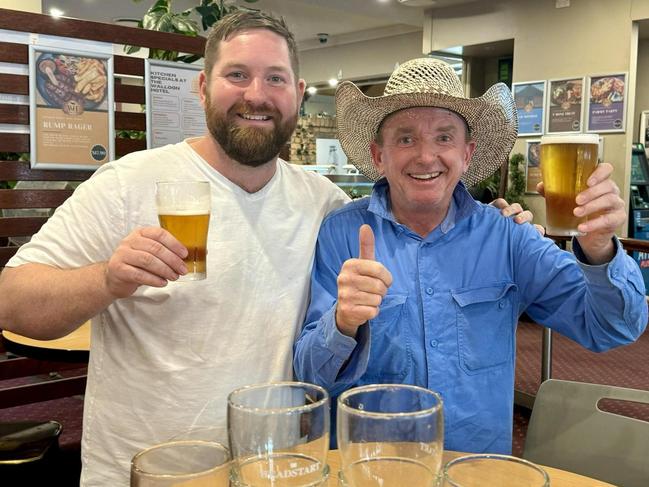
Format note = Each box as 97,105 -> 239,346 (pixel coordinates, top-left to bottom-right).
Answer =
539,134 -> 599,236
155,181 -> 210,281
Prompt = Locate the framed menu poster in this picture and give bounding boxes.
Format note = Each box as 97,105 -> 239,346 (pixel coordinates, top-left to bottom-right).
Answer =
586,73 -> 627,133
145,59 -> 206,149
545,77 -> 584,134
29,46 -> 114,169
512,81 -> 545,136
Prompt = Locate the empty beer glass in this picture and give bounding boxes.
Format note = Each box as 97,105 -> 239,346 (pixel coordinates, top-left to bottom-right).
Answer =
228,382 -> 330,487
130,439 -> 230,486
337,384 -> 444,487
155,180 -> 211,281
443,453 -> 550,487
539,134 -> 599,236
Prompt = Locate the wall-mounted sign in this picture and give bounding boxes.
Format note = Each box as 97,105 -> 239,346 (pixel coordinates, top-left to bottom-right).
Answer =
545,77 -> 584,134
29,46 -> 114,170
145,59 -> 206,148
512,81 -> 545,136
586,73 -> 627,133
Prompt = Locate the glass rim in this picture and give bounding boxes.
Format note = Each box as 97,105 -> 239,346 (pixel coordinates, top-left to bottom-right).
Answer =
131,439 -> 230,478
155,179 -> 211,192
155,180 -> 210,185
443,453 -> 550,485
227,381 -> 329,415
539,134 -> 599,145
337,383 -> 443,418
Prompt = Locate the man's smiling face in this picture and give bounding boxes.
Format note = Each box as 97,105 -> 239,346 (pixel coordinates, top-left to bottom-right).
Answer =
370,107 -> 476,224
200,28 -> 305,167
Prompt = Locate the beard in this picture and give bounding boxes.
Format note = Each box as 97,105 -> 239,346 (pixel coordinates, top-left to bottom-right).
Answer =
205,94 -> 297,167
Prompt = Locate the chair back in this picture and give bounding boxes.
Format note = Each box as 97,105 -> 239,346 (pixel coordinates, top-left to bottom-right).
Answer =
523,379 -> 649,487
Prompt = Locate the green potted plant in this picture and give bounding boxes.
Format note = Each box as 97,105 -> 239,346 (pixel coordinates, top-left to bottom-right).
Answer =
126,0 -> 260,62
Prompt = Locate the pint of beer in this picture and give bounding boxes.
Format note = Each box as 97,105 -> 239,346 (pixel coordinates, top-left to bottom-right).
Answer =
539,134 -> 599,236
155,181 -> 211,281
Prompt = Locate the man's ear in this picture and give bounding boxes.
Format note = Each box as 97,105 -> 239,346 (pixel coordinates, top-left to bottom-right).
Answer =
296,78 -> 306,109
370,140 -> 384,176
198,70 -> 208,109
463,140 -> 477,174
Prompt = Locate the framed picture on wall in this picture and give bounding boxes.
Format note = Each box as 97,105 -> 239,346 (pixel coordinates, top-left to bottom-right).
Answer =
512,81 -> 546,136
586,73 -> 627,133
545,77 -> 584,134
145,59 -> 206,149
525,139 -> 542,194
29,45 -> 114,170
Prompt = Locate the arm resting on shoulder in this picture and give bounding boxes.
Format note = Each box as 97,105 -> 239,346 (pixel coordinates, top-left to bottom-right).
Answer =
0,262 -> 114,340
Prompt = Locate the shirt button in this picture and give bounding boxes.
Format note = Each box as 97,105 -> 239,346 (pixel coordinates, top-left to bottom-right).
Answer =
426,287 -> 434,295
612,269 -> 619,278
498,301 -> 506,309
430,339 -> 438,347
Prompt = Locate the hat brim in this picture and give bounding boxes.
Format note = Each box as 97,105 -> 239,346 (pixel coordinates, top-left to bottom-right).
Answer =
335,81 -> 518,187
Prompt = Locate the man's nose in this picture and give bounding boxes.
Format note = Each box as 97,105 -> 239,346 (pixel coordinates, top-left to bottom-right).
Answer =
417,139 -> 438,163
243,77 -> 267,103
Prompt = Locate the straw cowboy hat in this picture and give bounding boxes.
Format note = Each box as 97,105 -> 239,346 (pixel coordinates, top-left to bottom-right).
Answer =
335,57 -> 518,187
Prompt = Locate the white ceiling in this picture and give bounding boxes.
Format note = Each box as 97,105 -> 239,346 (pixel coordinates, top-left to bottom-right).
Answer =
40,0 -> 481,50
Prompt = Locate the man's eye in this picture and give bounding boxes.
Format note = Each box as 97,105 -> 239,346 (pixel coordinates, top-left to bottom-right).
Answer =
228,72 -> 246,80
398,136 -> 413,144
269,75 -> 285,84
438,134 -> 452,142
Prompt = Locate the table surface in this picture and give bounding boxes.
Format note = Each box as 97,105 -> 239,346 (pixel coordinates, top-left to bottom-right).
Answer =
325,449 -> 615,487
1,320 -> 91,361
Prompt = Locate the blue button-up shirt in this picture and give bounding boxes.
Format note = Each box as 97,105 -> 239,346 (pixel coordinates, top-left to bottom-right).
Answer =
294,180 -> 647,454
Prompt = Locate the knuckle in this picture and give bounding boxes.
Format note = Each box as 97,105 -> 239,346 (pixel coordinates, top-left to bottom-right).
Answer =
147,239 -> 164,255
138,251 -> 155,268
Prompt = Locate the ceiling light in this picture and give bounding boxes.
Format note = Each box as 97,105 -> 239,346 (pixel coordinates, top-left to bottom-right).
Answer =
307,86 -> 318,95
328,78 -> 338,88
49,8 -> 65,18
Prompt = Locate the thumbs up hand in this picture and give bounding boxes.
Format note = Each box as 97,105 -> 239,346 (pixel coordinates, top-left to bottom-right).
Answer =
335,224 -> 393,337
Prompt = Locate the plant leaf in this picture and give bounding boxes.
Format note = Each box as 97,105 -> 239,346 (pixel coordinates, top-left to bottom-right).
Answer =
153,12 -> 175,32
171,16 -> 199,35
142,10 -> 164,30
149,0 -> 170,13
176,54 -> 202,64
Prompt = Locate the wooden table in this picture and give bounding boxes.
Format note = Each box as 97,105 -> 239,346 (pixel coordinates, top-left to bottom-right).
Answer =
325,450 -> 615,486
1,320 -> 91,362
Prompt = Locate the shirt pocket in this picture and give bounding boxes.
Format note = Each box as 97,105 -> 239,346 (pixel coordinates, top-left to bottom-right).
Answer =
363,294 -> 411,381
451,283 -> 517,375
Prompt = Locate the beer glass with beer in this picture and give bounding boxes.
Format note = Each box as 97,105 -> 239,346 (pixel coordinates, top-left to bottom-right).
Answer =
155,181 -> 210,281
539,134 -> 599,236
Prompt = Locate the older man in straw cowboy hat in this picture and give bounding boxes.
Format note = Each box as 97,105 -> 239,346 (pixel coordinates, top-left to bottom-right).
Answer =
294,58 -> 647,454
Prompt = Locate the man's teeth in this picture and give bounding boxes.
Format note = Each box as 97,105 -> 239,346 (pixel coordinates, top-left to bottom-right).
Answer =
411,172 -> 441,180
241,114 -> 270,120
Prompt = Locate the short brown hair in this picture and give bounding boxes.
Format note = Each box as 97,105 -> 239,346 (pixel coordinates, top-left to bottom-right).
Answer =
204,10 -> 299,81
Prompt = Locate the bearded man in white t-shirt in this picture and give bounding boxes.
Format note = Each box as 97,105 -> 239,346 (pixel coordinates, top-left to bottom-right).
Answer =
0,10 -> 533,487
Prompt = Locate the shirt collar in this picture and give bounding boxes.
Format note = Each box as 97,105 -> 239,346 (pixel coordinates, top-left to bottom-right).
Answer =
367,178 -> 481,235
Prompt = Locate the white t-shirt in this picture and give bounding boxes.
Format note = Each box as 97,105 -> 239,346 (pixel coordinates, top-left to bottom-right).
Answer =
8,140 -> 349,486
